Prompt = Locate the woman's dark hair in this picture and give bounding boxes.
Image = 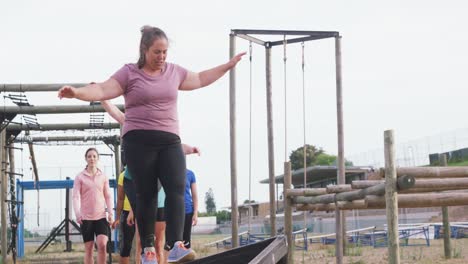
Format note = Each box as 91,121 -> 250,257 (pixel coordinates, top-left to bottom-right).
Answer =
137,26 -> 168,69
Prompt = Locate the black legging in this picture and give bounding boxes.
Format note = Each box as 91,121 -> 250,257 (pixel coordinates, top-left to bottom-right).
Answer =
123,130 -> 186,250
183,212 -> 194,248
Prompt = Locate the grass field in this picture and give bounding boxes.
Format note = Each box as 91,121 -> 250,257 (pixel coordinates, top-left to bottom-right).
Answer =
11,235 -> 468,263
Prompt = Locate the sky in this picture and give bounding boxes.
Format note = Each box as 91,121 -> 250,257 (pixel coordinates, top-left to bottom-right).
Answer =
1,0 -> 468,230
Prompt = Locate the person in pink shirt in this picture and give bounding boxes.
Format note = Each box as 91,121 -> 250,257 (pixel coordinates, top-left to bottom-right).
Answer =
73,148 -> 114,264
59,25 -> 245,264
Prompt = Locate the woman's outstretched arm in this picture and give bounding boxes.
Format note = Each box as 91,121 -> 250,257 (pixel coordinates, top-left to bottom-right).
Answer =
58,78 -> 124,102
179,52 -> 246,91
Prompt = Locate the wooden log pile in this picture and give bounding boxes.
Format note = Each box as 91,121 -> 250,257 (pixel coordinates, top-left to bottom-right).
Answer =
286,167 -> 468,211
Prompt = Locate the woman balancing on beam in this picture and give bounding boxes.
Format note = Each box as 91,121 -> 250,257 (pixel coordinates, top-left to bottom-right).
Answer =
102,100 -> 200,264
73,148 -> 114,264
58,25 -> 245,264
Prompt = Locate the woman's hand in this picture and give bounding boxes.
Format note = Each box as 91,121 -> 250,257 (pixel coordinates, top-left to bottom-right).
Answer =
111,219 -> 120,229
107,215 -> 114,227
192,146 -> 201,156
58,86 -> 77,99
227,52 -> 247,69
127,210 -> 135,226
192,213 -> 198,226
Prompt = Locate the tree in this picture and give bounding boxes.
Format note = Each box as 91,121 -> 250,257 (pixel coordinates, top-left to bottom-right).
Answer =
289,144 -> 325,170
289,144 -> 353,170
315,153 -> 337,165
205,188 -> 216,214
215,210 -> 231,224
243,199 -> 256,204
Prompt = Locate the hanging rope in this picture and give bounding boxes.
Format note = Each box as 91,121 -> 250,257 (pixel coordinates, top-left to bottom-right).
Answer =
302,42 -> 307,186
248,41 -> 253,232
283,35 -> 288,162
301,42 -> 308,231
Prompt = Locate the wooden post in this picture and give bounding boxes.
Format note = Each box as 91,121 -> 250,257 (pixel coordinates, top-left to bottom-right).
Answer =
384,130 -> 400,264
0,130 -> 7,264
284,161 -> 293,264
335,35 -> 345,263
265,44 -> 277,237
440,154 -> 451,259
229,32 -> 239,248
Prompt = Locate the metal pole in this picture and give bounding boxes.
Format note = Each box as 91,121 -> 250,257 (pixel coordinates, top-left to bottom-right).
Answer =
0,104 -> 124,115
335,35 -> 346,263
229,32 -> 239,248
384,130 -> 400,264
284,161 -> 293,264
6,122 -> 120,131
440,154 -> 451,259
65,177 -> 71,252
17,179 -> 24,258
265,44 -> 277,237
1,130 -> 7,264
15,135 -> 120,143
0,83 -> 87,92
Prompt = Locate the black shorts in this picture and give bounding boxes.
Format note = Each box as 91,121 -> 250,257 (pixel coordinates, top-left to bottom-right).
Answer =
80,218 -> 110,243
119,211 -> 135,257
156,207 -> 165,222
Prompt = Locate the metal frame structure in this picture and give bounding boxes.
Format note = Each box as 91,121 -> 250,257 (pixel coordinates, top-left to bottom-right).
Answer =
0,87 -> 124,262
229,29 -> 345,263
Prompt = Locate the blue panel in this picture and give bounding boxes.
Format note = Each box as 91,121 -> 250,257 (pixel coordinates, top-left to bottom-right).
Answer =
17,179 -> 117,190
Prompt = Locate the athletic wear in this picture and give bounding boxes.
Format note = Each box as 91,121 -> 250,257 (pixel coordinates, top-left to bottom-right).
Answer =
167,241 -> 195,263
80,218 -> 109,242
119,210 -> 136,257
184,170 -> 196,214
141,247 -> 158,264
157,186 -> 166,209
124,130 -> 186,249
183,212 -> 194,249
111,63 -> 188,137
118,171 -> 131,211
183,170 -> 196,248
112,60 -> 188,250
72,168 -> 113,221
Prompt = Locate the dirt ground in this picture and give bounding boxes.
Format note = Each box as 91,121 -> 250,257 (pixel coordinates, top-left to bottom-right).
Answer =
13,235 -> 468,264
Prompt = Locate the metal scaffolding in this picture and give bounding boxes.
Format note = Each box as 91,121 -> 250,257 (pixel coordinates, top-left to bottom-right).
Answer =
229,29 -> 344,264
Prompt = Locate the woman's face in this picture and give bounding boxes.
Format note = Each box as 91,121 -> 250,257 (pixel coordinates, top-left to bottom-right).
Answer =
145,38 -> 168,71
85,150 -> 99,167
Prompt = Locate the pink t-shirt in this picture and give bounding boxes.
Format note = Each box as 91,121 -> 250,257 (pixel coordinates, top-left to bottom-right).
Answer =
111,63 -> 188,136
72,168 -> 113,221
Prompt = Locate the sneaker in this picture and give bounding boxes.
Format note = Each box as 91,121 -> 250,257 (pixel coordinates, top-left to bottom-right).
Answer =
167,241 -> 195,263
141,247 -> 158,264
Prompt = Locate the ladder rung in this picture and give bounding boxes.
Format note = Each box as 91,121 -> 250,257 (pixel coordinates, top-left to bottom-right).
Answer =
4,146 -> 23,150
1,170 -> 23,176
5,200 -> 23,204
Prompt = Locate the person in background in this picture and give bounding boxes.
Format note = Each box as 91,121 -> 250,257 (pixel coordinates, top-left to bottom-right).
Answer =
73,148 -> 113,264
182,169 -> 198,250
112,168 -> 134,264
